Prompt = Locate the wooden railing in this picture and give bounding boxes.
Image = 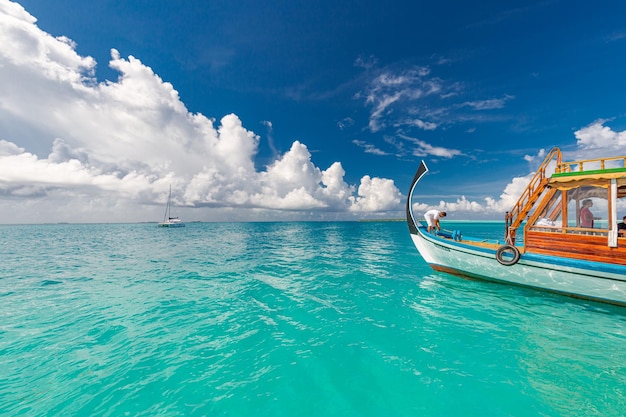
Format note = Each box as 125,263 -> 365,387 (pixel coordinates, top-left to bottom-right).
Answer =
525,228 -> 626,265
505,147 -> 562,244
527,225 -> 609,236
556,155 -> 626,174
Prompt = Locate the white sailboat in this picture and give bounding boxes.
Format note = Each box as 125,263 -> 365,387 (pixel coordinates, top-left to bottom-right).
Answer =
158,185 -> 185,228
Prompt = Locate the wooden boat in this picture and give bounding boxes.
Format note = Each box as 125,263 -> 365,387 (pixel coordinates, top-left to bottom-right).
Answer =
406,148 -> 626,306
158,185 -> 185,228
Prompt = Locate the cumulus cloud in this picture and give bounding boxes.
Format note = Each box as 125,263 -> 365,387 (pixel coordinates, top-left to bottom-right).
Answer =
0,0 -> 402,223
411,195 -> 484,217
411,172 -> 534,220
523,148 -> 546,164
350,176 -> 403,212
483,174 -> 535,213
574,120 -> 626,151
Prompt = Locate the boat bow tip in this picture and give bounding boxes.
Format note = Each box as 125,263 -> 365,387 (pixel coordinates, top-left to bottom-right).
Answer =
406,161 -> 429,234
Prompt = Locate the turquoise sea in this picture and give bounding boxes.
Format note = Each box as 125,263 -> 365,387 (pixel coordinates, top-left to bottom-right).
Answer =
1,221 -> 625,417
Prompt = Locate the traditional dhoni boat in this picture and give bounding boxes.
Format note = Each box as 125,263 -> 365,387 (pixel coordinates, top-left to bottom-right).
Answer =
406,148 -> 626,306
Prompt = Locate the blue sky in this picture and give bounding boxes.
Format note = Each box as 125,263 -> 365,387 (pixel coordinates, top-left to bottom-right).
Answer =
2,0 -> 626,223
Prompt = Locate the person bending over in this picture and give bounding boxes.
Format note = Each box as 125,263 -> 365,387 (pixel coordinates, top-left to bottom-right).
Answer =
424,210 -> 447,233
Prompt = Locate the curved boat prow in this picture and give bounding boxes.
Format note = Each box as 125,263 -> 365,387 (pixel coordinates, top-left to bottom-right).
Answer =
406,161 -> 429,234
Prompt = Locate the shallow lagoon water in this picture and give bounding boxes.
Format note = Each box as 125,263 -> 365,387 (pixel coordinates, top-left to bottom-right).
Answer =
1,221 -> 624,416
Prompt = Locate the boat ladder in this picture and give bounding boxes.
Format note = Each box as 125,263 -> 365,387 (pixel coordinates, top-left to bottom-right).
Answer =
505,147 -> 562,244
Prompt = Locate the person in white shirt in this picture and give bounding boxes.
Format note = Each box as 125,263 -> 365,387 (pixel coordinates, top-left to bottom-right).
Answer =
424,209 -> 447,233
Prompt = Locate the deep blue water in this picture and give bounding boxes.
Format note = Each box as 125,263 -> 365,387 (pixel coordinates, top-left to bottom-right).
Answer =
1,221 -> 624,416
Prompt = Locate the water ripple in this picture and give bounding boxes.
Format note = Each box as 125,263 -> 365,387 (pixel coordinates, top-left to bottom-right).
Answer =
0,222 -> 624,416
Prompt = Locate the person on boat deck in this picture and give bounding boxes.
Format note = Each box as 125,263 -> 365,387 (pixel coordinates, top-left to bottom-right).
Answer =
424,210 -> 446,233
618,215 -> 626,236
580,199 -> 595,228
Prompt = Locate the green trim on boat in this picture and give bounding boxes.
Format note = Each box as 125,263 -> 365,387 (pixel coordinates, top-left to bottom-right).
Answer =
551,167 -> 626,177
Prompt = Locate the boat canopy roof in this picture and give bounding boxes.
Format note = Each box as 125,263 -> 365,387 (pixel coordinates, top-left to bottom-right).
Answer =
548,155 -> 626,196
549,170 -> 626,188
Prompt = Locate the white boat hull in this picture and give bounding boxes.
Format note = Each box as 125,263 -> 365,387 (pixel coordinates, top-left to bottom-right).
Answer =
158,221 -> 185,228
410,227 -> 626,306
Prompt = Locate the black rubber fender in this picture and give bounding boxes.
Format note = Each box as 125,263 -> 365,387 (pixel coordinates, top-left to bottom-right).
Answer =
495,245 -> 520,266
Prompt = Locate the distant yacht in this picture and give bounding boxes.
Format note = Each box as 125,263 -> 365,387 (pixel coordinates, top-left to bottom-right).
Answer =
158,185 -> 185,228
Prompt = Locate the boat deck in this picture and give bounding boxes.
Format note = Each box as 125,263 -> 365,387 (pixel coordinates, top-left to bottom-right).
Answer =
460,239 -> 513,251
449,237 -> 526,254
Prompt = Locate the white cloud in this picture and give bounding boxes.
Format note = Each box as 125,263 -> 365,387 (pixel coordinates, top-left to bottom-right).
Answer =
362,66 -> 443,133
0,0 -> 403,223
354,55 -> 378,69
398,135 -> 462,159
356,60 -> 517,149
411,173 -> 533,220
352,139 -> 390,155
337,117 -> 354,130
484,174 -> 533,213
350,176 -> 403,212
364,133 -> 461,160
411,139 -> 462,158
573,120 -> 626,151
523,148 -> 546,163
367,91 -> 403,132
411,197 -> 483,216
460,95 -> 513,110
0,139 -> 24,155
402,118 -> 438,130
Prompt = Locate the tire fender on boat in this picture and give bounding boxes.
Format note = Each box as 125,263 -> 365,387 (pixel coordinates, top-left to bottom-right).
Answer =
495,245 -> 520,266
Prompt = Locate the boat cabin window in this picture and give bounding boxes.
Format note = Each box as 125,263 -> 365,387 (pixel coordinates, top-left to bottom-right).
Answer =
566,186 -> 608,231
528,185 -> 610,235
532,190 -> 563,230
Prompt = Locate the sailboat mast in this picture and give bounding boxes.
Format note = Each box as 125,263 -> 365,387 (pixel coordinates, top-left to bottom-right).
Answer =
163,185 -> 171,222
